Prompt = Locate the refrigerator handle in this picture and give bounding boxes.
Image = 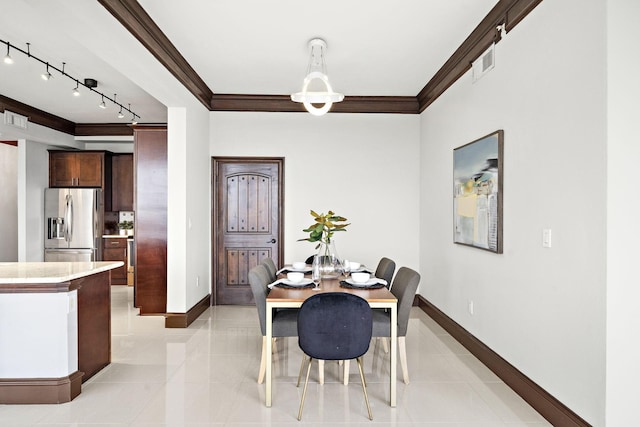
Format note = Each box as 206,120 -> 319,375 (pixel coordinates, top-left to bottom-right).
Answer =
64,194 -> 74,243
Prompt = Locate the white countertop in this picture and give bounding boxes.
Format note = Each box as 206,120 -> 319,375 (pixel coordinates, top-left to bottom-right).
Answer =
0,262 -> 124,284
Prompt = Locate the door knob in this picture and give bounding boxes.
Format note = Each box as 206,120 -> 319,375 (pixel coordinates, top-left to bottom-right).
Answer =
267,238 -> 276,243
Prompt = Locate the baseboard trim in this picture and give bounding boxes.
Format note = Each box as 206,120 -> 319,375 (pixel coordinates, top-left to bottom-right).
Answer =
416,295 -> 591,427
165,294 -> 211,328
0,371 -> 83,404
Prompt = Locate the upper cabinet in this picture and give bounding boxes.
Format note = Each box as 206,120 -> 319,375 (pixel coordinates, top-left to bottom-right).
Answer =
111,154 -> 134,212
49,151 -> 108,188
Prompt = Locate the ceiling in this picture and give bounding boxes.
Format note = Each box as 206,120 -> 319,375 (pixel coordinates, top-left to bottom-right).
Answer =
0,0 -> 499,126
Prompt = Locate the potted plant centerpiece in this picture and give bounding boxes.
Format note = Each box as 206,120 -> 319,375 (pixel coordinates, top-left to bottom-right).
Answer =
298,210 -> 349,278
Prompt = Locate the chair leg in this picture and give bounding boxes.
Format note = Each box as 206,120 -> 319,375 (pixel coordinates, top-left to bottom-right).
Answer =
343,360 -> 350,385
318,359 -> 324,385
380,336 -> 389,353
296,354 -> 308,387
297,356 -> 313,421
398,336 -> 409,384
356,357 -> 373,420
258,336 -> 267,384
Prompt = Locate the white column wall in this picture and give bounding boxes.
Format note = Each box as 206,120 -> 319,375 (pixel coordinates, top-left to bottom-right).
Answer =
0,143 -> 18,261
420,0 -> 606,424
166,101 -> 211,312
210,112 -> 421,276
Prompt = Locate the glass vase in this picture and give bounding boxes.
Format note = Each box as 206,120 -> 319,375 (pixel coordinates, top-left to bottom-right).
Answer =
317,240 -> 341,279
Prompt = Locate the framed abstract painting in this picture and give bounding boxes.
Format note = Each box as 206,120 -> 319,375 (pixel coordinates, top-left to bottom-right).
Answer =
453,130 -> 504,253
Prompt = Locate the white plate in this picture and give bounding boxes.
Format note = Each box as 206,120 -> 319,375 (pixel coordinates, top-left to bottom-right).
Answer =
281,278 -> 313,286
346,278 -> 380,287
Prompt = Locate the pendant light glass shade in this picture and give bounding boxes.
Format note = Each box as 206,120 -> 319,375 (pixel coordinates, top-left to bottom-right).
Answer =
291,38 -> 343,116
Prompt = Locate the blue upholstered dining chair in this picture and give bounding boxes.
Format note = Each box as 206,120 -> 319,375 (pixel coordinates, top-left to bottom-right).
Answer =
248,264 -> 298,384
296,292 -> 374,421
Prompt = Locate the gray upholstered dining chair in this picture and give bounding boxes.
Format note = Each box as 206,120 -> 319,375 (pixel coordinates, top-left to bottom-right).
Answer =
261,257 -> 278,282
296,292 -> 373,421
371,266 -> 420,384
248,264 -> 298,384
374,257 -> 396,288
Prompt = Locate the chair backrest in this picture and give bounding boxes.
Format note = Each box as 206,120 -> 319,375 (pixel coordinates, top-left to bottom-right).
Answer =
298,292 -> 372,361
390,267 -> 421,336
261,258 -> 277,282
374,257 -> 396,287
248,264 -> 273,336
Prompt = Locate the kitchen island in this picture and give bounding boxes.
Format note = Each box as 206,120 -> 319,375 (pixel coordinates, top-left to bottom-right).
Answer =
0,262 -> 123,404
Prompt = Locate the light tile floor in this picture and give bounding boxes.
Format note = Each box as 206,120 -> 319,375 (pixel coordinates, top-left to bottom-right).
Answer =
0,286 -> 552,426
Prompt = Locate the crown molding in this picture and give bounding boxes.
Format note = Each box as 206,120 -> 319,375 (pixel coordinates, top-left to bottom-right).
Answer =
0,94 -> 75,135
75,123 -> 134,136
98,0 -> 213,109
417,0 -> 543,112
211,94 -> 418,114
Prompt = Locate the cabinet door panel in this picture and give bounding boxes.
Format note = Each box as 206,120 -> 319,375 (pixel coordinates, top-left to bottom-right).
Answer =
49,152 -> 77,187
77,153 -> 104,187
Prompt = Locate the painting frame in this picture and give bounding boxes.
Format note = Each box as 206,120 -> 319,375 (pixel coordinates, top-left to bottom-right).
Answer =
453,130 -> 504,253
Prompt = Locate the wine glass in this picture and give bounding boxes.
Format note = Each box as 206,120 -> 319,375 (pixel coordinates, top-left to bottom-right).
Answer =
342,259 -> 351,280
311,256 -> 321,290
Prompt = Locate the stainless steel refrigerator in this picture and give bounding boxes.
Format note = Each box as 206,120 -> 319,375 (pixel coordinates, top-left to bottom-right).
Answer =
44,188 -> 103,262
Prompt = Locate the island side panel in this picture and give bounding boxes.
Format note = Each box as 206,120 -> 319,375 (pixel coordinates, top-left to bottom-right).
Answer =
77,270 -> 111,381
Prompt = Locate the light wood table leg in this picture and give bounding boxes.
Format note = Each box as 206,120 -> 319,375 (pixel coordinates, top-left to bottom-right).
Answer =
265,302 -> 273,407
390,303 -> 397,407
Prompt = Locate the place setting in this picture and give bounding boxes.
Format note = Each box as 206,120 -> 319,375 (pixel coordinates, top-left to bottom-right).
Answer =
268,271 -> 315,289
339,260 -> 387,289
276,261 -> 312,275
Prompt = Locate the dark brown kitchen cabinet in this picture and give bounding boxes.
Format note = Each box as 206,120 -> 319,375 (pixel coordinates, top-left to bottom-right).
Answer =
111,154 -> 133,211
134,126 -> 167,314
102,238 -> 127,285
49,151 -> 108,188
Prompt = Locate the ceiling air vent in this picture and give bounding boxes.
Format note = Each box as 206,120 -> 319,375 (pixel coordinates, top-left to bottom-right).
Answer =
472,43 -> 495,83
3,110 -> 29,129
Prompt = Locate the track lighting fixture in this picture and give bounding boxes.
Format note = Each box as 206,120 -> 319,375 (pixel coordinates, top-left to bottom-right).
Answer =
3,44 -> 12,64
41,63 -> 52,81
1,38 -> 140,122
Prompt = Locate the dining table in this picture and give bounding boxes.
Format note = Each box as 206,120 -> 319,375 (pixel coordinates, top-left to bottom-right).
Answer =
265,272 -> 398,407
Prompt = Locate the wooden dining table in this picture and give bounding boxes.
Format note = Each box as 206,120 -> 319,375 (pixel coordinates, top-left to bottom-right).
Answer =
265,274 -> 398,407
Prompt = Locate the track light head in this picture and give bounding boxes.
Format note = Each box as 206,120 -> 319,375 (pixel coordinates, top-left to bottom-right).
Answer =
72,82 -> 80,97
3,44 -> 12,64
117,107 -> 125,119
99,95 -> 106,109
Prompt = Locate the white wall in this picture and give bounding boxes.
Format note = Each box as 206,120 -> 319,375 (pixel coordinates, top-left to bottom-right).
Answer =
0,143 -> 18,261
210,112 -> 421,277
420,0 -> 606,424
166,100 -> 211,312
18,139 -> 50,261
606,0 -> 640,425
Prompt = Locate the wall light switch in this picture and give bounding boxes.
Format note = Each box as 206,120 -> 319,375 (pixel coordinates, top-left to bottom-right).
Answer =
543,229 -> 552,248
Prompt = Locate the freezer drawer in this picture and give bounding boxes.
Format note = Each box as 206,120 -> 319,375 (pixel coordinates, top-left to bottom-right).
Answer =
44,249 -> 95,262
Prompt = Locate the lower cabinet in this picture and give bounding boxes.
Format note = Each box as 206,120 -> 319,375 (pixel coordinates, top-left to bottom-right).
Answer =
102,238 -> 127,285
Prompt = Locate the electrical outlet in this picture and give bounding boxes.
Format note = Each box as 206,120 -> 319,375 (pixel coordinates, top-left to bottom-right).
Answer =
543,229 -> 552,248
468,300 -> 474,315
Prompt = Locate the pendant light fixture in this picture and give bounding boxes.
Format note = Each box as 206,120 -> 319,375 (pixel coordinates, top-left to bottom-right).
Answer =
291,38 -> 344,116
41,63 -> 53,80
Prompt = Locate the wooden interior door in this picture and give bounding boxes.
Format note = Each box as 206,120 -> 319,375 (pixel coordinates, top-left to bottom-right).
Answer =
213,158 -> 283,305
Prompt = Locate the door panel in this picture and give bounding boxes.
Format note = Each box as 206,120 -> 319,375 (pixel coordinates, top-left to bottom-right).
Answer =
213,159 -> 283,305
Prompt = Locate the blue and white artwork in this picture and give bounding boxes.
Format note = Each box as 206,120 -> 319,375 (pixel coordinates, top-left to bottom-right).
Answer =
453,130 -> 503,253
